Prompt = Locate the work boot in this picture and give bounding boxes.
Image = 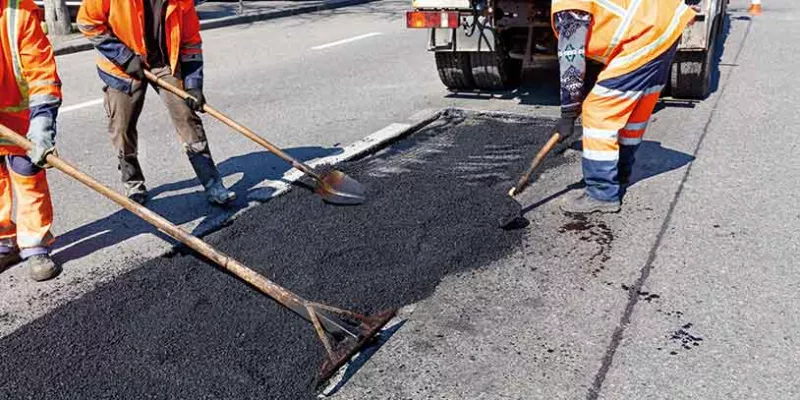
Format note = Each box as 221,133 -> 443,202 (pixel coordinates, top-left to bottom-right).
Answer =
0,248 -> 21,273
748,3 -> 762,16
26,254 -> 61,282
560,192 -> 621,214
125,182 -> 149,205
188,152 -> 236,206
120,155 -> 148,204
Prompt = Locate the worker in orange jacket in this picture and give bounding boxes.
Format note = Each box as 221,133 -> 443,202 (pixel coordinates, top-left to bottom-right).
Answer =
551,0 -> 696,214
77,0 -> 235,206
0,0 -> 63,281
749,0 -> 762,16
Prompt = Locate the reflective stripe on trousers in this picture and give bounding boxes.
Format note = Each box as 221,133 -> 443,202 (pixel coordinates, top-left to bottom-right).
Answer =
580,41 -> 679,201
0,155 -> 55,252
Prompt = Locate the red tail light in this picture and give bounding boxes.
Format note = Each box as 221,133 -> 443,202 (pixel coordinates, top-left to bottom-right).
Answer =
406,11 -> 460,29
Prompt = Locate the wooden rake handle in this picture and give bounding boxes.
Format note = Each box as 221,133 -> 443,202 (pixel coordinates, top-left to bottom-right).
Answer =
0,123 -> 351,334
143,70 -> 321,181
508,131 -> 561,197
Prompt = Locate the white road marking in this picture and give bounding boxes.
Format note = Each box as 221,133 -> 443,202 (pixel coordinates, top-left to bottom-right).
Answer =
311,32 -> 383,50
60,98 -> 104,113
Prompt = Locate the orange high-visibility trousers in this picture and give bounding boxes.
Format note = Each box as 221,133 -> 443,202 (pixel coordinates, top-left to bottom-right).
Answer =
0,155 -> 54,258
580,41 -> 679,201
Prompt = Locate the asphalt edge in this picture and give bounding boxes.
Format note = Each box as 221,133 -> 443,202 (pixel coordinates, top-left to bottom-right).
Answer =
53,0 -> 381,56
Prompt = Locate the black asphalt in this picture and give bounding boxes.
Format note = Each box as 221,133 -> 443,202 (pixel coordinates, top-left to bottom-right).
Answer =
0,111 -> 565,400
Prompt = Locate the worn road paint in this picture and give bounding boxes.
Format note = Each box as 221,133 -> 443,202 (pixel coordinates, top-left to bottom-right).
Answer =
311,32 -> 383,50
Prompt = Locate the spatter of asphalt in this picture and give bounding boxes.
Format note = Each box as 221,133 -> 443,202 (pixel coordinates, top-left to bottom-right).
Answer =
0,111 -> 565,400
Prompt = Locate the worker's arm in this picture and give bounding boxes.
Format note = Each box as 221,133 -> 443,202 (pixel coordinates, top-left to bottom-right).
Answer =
18,0 -> 62,166
76,0 -> 139,73
554,10 -> 591,138
179,0 -> 205,111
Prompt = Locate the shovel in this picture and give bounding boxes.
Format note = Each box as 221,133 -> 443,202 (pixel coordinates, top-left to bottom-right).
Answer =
508,131 -> 561,197
497,131 -> 561,229
144,70 -> 365,206
0,124 -> 393,381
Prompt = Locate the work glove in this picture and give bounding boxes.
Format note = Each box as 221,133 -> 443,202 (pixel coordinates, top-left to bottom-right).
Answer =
555,115 -> 577,142
123,55 -> 145,81
26,117 -> 57,168
184,88 -> 206,113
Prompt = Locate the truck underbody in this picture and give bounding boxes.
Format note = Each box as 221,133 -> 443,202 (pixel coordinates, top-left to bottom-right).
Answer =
407,0 -> 728,99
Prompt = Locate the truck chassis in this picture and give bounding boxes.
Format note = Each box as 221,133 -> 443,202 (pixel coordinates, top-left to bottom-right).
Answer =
407,0 -> 728,99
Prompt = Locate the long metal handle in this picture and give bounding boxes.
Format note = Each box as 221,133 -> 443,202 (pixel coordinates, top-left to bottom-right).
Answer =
0,124 -> 355,336
143,70 -> 322,181
509,131 -> 561,197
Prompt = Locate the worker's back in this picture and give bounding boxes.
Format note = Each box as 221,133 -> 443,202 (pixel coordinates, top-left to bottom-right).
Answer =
551,0 -> 696,80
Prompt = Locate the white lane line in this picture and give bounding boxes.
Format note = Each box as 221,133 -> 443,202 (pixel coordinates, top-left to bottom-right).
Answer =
311,32 -> 383,50
60,98 -> 104,114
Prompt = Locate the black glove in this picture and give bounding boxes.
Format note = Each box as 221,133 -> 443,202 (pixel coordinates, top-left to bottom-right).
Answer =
123,55 -> 145,81
184,88 -> 206,113
555,115 -> 577,142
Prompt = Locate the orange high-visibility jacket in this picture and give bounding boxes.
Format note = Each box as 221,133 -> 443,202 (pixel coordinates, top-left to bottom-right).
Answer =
77,0 -> 203,93
551,0 -> 696,81
0,0 -> 62,156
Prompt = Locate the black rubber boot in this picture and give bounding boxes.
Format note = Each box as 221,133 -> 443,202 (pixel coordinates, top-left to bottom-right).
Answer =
26,254 -> 61,282
560,191 -> 621,214
120,155 -> 148,204
188,152 -> 236,206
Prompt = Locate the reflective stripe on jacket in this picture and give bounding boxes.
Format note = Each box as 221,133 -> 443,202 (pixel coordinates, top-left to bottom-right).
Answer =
0,0 -> 62,155
77,0 -> 203,93
551,0 -> 696,81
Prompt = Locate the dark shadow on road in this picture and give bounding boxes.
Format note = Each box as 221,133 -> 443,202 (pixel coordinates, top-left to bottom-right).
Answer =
520,140 -> 694,215
51,146 -> 342,265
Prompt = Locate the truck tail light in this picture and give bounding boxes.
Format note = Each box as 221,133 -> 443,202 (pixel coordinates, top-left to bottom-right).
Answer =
406,11 -> 460,29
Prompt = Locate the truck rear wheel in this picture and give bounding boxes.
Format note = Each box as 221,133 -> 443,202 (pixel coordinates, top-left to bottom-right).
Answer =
435,52 -> 475,91
669,19 -> 719,100
469,52 -> 521,91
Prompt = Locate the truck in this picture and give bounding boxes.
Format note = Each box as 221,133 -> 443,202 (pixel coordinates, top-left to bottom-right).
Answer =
406,0 -> 727,99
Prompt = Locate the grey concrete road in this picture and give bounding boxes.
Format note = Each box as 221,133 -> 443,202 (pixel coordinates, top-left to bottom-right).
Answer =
4,0 -> 798,398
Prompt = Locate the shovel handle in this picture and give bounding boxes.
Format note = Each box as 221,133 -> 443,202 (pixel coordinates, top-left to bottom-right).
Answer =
509,131 -> 561,197
143,70 -> 322,181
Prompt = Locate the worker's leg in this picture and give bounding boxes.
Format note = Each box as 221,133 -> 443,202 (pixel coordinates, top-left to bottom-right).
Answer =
618,41 -> 679,185
151,66 -> 235,205
579,88 -> 638,203
105,80 -> 148,203
7,155 -> 59,281
0,157 -> 21,271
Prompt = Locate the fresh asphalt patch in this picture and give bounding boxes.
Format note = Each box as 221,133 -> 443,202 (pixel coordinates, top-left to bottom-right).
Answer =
0,111 -> 566,400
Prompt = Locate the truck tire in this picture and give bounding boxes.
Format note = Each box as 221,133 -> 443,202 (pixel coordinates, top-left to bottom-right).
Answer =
435,52 -> 475,91
469,52 -> 521,91
669,19 -> 718,100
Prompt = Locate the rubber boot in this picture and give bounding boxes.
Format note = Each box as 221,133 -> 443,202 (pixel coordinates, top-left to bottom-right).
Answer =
120,155 -> 148,204
26,254 -> 61,282
560,191 -> 621,214
188,153 -> 236,206
0,247 -> 21,273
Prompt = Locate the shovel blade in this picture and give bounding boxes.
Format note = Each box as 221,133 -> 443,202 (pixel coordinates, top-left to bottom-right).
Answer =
315,170 -> 366,205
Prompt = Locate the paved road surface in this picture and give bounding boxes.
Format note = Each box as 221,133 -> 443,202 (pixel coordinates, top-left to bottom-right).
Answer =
2,0 -> 799,398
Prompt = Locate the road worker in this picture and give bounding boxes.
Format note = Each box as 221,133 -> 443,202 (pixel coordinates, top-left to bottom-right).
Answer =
0,0 -> 63,281
77,0 -> 235,206
748,0 -> 762,16
551,0 -> 696,214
